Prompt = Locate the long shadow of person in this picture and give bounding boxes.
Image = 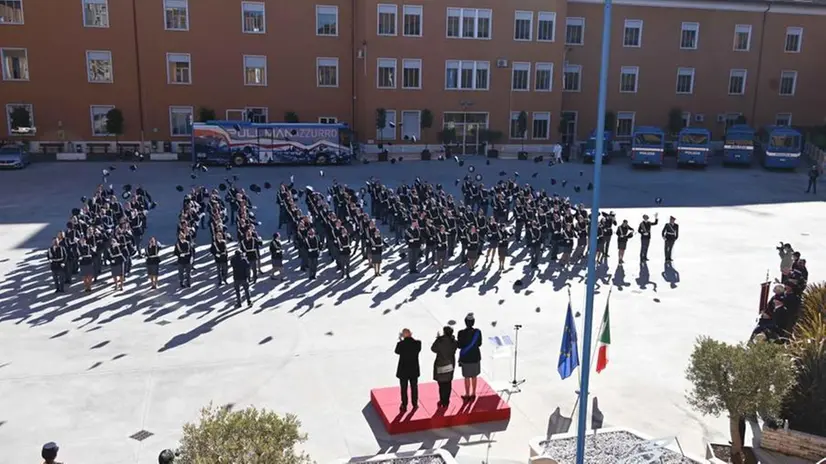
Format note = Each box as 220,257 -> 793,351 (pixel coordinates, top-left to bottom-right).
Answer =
636,261 -> 658,292
662,262 -> 680,288
612,264 -> 629,291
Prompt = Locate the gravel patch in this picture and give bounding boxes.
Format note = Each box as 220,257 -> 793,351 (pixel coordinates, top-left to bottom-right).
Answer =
370,456 -> 446,464
539,430 -> 701,464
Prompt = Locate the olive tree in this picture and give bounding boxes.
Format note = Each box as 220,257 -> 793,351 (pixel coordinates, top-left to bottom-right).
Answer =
685,337 -> 794,464
176,403 -> 312,464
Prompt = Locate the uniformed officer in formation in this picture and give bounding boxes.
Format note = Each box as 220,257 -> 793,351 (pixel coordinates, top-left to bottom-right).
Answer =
638,213 -> 658,262
662,216 -> 679,263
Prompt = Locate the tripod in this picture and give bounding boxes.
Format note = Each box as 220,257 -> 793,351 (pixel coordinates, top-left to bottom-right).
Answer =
509,324 -> 526,393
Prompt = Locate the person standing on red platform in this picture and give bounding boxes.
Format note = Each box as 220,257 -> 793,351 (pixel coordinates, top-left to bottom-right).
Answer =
432,326 -> 458,408
457,313 -> 482,402
395,328 -> 422,412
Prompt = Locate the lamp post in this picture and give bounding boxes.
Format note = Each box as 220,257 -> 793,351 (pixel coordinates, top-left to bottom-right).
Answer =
575,1 -> 612,463
460,100 -> 474,156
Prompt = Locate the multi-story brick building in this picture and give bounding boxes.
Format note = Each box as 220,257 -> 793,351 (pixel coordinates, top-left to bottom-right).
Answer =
1,0 -> 825,155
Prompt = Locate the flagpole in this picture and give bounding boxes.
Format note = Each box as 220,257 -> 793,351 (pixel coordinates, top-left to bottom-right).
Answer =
575,0 -> 612,462
589,287 -> 611,372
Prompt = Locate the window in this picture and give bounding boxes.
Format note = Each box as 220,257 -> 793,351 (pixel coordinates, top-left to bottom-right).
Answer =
166,53 -> 191,84
775,113 -> 792,127
563,64 -> 581,92
90,105 -> 115,136
616,112 -> 635,137
779,70 -> 797,96
6,103 -> 34,135
724,113 -> 741,128
245,107 -> 268,123
317,57 -> 339,87
82,0 -> 108,27
1,48 -> 28,81
86,50 -> 113,83
510,112 -> 527,139
319,117 -> 337,124
728,69 -> 746,95
785,27 -> 802,53
676,67 -> 694,94
733,24 -> 751,51
164,0 -> 189,31
446,8 -> 491,39
537,12 -> 556,42
402,59 -> 421,89
681,112 -> 691,128
378,109 -> 396,140
514,11 -> 532,41
445,60 -> 489,90
169,106 -> 193,136
532,112 -> 551,139
377,4 -> 397,36
242,2 -> 265,33
565,17 -> 584,45
619,66 -> 638,93
377,58 -> 397,89
401,110 -> 421,141
403,5 -> 422,36
511,62 -> 530,91
535,62 -> 553,91
623,20 -> 642,47
0,0 -> 24,24
244,55 -> 267,86
680,22 -> 699,49
316,5 -> 338,36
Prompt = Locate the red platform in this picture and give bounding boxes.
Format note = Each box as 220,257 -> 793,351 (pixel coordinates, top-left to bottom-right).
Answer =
370,378 -> 511,434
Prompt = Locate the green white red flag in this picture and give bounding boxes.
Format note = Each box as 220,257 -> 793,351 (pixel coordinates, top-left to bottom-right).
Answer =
595,301 -> 611,373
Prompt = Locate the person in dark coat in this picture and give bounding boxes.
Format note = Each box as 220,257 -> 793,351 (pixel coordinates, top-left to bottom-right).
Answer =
457,313 -> 483,401
431,326 -> 458,408
395,328 -> 422,412
231,251 -> 252,308
47,238 -> 67,293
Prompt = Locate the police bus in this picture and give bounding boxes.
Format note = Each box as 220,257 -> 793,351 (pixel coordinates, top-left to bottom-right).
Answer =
676,127 -> 711,167
630,126 -> 665,167
723,124 -> 755,166
758,126 -> 802,169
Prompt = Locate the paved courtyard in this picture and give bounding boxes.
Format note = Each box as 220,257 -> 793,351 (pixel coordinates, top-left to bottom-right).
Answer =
0,159 -> 823,464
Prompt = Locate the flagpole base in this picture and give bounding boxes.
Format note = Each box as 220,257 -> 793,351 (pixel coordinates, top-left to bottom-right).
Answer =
509,379 -> 526,394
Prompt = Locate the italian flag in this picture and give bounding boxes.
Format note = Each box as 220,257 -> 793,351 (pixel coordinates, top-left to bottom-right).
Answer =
595,302 -> 611,373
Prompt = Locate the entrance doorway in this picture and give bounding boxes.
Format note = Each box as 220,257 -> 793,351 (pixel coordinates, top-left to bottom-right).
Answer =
443,112 -> 489,155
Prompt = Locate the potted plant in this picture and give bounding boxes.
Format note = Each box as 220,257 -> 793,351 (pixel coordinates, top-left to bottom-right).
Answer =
285,111 -> 300,123
485,130 -> 503,158
197,107 -> 217,123
105,108 -> 125,155
438,128 -> 457,158
420,109 -> 433,158
686,336 -> 794,464
516,111 -> 528,159
376,108 -> 388,161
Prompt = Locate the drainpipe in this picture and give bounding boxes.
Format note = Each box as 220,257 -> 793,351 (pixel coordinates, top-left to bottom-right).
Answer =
350,0 -> 357,133
750,3 -> 772,126
131,0 -> 146,151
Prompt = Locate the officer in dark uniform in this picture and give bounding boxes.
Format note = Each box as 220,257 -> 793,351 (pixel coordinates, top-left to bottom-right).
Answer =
174,232 -> 193,287
405,220 -> 422,274
662,216 -> 679,262
637,213 -> 658,261
616,219 -> 634,264
231,250 -> 252,308
805,164 -> 819,194
527,220 -> 543,269
48,238 -> 67,293
305,228 -> 321,280
210,233 -> 229,286
269,232 -> 284,280
241,229 -> 260,283
336,228 -> 352,279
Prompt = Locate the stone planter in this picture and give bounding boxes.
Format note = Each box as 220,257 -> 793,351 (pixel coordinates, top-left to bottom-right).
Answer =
334,448 -> 457,464
517,151 -> 529,161
421,150 -> 432,161
761,425 -> 826,462
529,427 -> 705,464
378,151 -> 389,162
705,442 -> 730,463
487,148 -> 499,158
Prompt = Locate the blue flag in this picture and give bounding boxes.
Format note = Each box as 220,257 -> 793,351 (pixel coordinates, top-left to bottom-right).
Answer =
558,303 -> 580,380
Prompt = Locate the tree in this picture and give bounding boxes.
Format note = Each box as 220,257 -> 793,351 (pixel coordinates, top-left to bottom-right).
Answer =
516,111 -> 528,151
686,337 -> 794,464
197,107 -> 216,123
783,282 -> 826,436
735,114 -> 748,125
667,108 -> 684,137
375,108 -> 387,150
437,127 -> 457,146
420,109 -> 434,150
285,111 -> 300,123
177,403 -> 312,464
105,108 -> 125,150
604,111 -> 617,133
9,106 -> 32,132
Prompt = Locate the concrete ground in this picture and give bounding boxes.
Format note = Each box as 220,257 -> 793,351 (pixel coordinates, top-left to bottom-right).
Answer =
0,157 -> 822,464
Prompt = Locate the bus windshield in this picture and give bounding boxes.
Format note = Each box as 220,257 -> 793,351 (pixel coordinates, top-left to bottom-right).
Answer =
769,134 -> 801,150
679,133 -> 709,145
634,133 -> 663,146
725,138 -> 752,148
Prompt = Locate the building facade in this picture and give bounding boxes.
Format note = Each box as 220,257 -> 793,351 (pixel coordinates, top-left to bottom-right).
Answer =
2,0 -> 825,154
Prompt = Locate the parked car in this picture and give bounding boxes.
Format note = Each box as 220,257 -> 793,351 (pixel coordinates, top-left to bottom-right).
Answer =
0,145 -> 31,169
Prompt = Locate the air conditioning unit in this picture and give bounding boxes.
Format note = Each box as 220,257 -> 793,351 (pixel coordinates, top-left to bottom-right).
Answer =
694,114 -> 705,123
496,59 -> 509,68
716,114 -> 726,123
